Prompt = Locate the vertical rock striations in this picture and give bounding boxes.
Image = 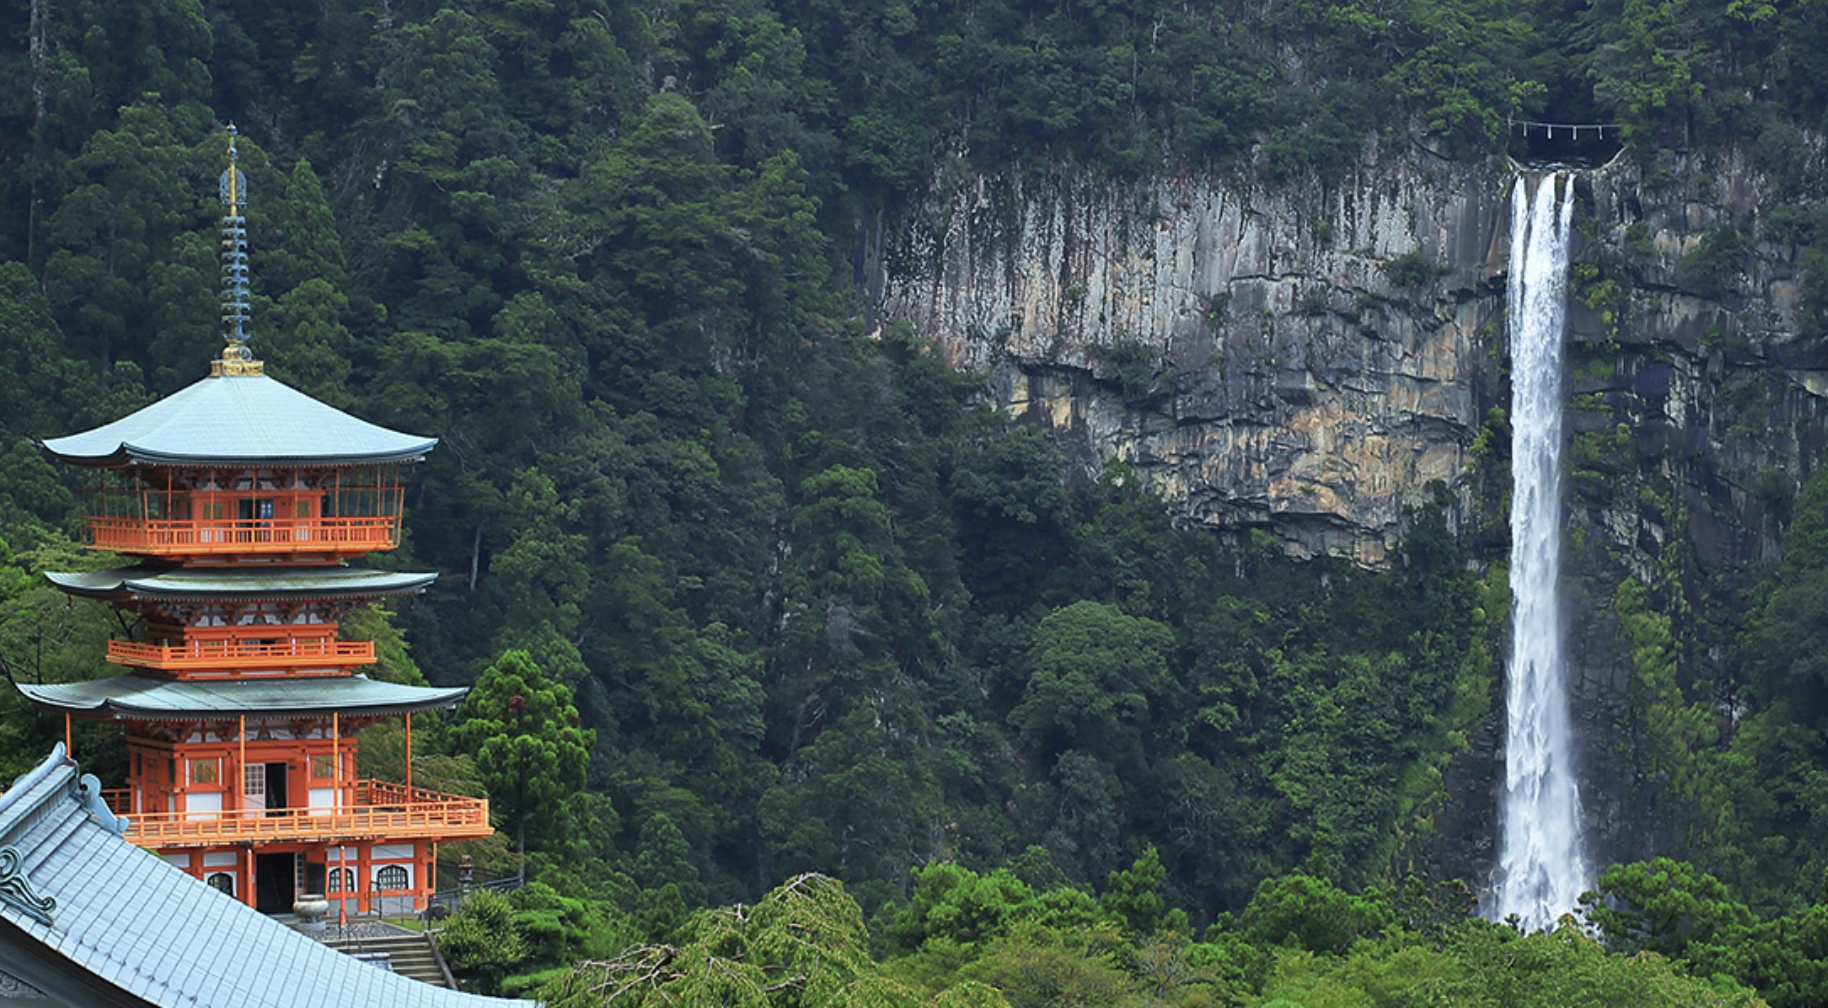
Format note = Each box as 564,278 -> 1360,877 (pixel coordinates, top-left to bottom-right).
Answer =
873,152 -> 1511,563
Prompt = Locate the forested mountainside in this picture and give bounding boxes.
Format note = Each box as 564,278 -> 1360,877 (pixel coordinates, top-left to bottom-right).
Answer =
5,0 -> 1828,1002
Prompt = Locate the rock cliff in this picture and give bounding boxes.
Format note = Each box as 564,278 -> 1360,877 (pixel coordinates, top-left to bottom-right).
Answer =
867,140 -> 1828,884
871,146 -> 1512,564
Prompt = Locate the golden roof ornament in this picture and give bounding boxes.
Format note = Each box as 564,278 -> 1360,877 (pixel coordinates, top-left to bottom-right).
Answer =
213,124 -> 262,377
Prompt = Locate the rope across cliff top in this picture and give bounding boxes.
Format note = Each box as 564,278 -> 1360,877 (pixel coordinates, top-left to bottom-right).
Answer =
1508,118 -> 1626,141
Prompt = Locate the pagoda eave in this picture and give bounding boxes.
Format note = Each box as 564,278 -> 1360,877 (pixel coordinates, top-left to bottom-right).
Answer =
19,676 -> 467,721
42,447 -> 432,469
44,566 -> 438,602
37,372 -> 437,469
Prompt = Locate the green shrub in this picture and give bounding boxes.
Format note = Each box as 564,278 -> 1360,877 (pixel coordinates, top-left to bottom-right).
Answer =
1379,251 -> 1445,288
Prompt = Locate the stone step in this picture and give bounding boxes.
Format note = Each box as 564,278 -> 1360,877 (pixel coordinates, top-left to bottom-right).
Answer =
328,935 -> 428,951
322,931 -> 452,988
348,952 -> 444,986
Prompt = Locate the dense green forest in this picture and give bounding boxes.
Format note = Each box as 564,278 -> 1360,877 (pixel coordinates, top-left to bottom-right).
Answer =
5,0 -> 1828,1003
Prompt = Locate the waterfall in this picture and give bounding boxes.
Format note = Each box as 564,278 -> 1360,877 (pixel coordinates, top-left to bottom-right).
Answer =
1488,173 -> 1588,931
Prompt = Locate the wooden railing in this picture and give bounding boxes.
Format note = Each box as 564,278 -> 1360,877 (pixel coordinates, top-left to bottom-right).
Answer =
85,515 -> 399,556
358,779 -> 480,807
106,638 -> 375,673
104,782 -> 490,848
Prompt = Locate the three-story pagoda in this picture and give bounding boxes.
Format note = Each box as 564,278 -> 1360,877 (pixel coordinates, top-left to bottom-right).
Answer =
17,129 -> 490,918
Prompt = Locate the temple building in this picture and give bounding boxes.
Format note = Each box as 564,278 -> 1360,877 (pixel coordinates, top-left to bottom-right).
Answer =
15,128 -> 490,919
0,745 -> 518,1006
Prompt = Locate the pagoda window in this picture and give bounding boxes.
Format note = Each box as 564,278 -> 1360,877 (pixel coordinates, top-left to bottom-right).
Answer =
189,757 -> 220,787
311,754 -> 336,780
207,873 -> 234,896
327,867 -> 354,894
376,865 -> 408,892
243,763 -> 266,810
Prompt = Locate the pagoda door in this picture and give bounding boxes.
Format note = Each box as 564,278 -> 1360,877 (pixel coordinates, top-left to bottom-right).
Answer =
237,497 -> 274,541
243,762 -> 289,813
254,852 -> 296,913
264,762 -> 289,813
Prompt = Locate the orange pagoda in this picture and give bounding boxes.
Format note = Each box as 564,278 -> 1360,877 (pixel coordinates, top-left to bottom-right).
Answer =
18,128 -> 490,918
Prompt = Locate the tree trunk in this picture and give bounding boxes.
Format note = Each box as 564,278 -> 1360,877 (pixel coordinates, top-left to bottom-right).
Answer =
469,523 -> 483,592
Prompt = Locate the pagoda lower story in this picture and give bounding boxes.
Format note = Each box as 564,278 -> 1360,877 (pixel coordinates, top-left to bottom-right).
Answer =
30,674 -> 492,917
116,718 -> 486,917
158,833 -> 452,918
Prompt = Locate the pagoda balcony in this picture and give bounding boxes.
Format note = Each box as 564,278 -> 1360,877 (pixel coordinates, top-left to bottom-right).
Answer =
84,515 -> 400,558
99,781 -> 491,848
106,637 -> 376,674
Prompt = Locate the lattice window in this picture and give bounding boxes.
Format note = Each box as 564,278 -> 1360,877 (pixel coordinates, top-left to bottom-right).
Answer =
206,873 -> 234,896
242,763 -> 265,810
375,865 -> 408,892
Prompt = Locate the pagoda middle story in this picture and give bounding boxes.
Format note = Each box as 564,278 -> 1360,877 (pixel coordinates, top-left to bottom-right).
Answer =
16,128 -> 491,918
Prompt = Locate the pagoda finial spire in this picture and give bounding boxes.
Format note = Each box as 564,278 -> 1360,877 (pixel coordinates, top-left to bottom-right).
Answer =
213,124 -> 261,377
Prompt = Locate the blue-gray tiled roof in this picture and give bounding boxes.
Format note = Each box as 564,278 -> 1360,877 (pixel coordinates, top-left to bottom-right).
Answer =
18,675 -> 468,720
0,746 -> 525,1007
39,373 -> 436,467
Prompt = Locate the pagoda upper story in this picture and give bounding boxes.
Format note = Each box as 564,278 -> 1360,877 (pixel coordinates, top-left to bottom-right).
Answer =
40,125 -> 433,569
42,375 -> 434,565
31,126 -> 441,671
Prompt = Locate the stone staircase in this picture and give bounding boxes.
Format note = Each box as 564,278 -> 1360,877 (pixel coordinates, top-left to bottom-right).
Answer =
320,922 -> 456,989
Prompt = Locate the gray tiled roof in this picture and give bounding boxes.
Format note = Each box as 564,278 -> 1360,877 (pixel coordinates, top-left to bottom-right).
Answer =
40,373 -> 436,467
0,746 -> 525,1007
18,675 -> 467,720
45,565 -> 437,601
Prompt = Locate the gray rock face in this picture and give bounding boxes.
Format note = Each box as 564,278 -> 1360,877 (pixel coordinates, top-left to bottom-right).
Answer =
867,143 -> 1828,885
874,150 -> 1512,562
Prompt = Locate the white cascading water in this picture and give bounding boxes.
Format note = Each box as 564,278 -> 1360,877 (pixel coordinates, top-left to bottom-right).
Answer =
1489,173 -> 1589,931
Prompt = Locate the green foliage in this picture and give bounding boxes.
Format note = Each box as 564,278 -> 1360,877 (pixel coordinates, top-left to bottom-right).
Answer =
543,874 -> 923,1008
1678,224 -> 1747,295
1100,847 -> 1172,939
1703,467 -> 1828,909
1259,919 -> 1762,1008
518,861 -> 1812,1008
1617,579 -> 1719,840
1010,601 -> 1172,767
891,863 -> 1043,951
1584,859 -> 1828,1008
502,881 -> 642,992
1583,858 -> 1753,958
1378,251 -> 1446,288
1236,874 -> 1395,956
1089,338 -> 1169,397
452,650 -> 596,854
439,889 -> 531,995
954,923 -> 1141,1008
1571,261 -> 1626,335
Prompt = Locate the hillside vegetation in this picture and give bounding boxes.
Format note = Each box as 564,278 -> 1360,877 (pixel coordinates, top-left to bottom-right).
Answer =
2,0 -> 1828,1002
